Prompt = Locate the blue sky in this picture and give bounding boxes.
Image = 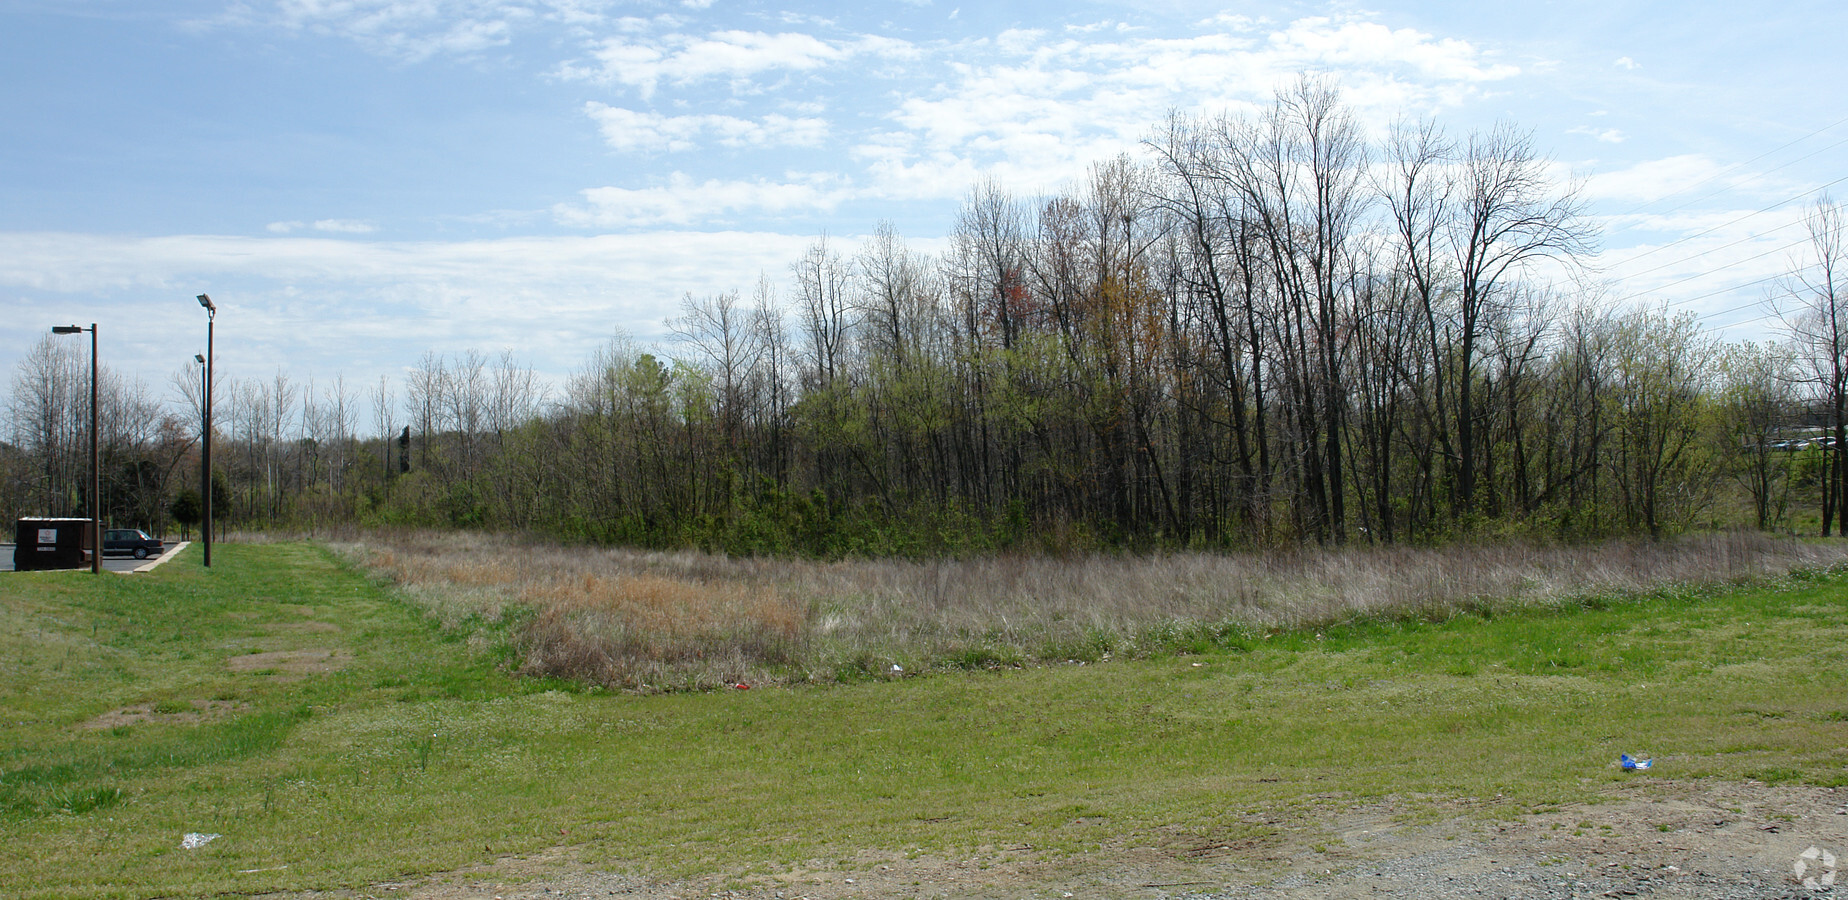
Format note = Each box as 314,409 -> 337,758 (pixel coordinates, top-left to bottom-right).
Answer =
4,0 -> 1846,413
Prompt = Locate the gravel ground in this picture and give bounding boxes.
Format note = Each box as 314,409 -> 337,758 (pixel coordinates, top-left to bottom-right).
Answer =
276,780 -> 1847,900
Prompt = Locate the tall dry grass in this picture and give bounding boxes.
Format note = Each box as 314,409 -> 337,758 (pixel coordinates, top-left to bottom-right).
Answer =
327,530 -> 1848,691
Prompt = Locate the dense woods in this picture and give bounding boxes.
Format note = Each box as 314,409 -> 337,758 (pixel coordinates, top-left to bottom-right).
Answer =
8,80 -> 1847,555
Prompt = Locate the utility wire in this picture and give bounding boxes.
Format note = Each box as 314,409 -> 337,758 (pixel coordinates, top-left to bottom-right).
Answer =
1650,234 -> 1813,304
1599,221 -> 1813,315
1604,114 -> 1848,224
1696,286 -> 1784,324
1615,217 -> 1803,283
1603,173 -> 1848,274
1607,128 -> 1848,230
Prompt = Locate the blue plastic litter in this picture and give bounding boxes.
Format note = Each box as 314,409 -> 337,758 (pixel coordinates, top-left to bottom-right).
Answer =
1620,753 -> 1653,771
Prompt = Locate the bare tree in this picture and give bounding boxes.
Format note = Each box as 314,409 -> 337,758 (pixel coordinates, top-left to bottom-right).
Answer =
488,350 -> 542,442
1148,111 -> 1274,539
1719,341 -> 1798,531
792,234 -> 854,389
1447,123 -> 1592,514
266,371 -> 299,521
1775,196 -> 1848,533
299,375 -> 325,493
372,375 -> 394,480
671,290 -> 759,451
7,336 -> 86,515
750,278 -> 794,486
1225,74 -> 1369,541
325,375 -> 356,494
405,352 -> 444,473
943,178 -> 1032,512
855,221 -> 939,366
1377,118 -> 1458,513
446,349 -> 489,477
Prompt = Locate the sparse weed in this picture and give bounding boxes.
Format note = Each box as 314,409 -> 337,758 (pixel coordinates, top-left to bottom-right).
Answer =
330,530 -> 1848,692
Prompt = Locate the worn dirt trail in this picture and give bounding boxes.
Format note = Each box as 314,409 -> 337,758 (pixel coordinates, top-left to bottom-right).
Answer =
271,780 -> 1847,900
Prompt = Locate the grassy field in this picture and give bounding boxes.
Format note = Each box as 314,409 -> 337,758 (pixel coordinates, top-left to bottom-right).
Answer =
2,541 -> 1847,898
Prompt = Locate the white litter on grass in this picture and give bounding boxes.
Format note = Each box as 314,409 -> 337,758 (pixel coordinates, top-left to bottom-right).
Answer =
180,833 -> 220,849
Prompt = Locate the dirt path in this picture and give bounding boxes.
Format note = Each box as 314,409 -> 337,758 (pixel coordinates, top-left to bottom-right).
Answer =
276,780 -> 1847,900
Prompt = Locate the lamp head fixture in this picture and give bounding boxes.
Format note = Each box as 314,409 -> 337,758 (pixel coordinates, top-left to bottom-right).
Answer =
52,325 -> 84,334
197,294 -> 215,312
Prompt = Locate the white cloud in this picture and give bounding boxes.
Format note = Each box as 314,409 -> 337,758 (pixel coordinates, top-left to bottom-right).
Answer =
254,0 -> 623,60
1614,56 -> 1640,70
1263,17 -> 1519,83
1199,13 -> 1260,29
266,219 -> 376,234
852,14 -> 1521,202
584,103 -> 828,152
852,140 -> 991,201
0,229 -> 822,388
1578,154 -> 1790,204
0,229 -> 812,301
1569,126 -> 1627,144
562,28 -> 903,97
313,219 -> 378,233
231,6 -> 1534,215
553,172 -> 850,226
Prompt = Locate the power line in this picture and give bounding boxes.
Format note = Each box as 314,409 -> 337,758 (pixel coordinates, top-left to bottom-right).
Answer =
1592,117 -> 1848,313
1712,313 -> 1779,332
1680,273 -> 1784,316
1651,234 -> 1812,303
1607,130 -> 1848,230
1603,173 -> 1848,274
1697,290 -> 1781,324
1597,218 -> 1813,315
1604,114 -> 1848,224
1614,217 -> 1803,283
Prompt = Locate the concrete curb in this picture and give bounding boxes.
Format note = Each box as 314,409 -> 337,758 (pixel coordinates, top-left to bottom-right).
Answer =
130,541 -> 189,574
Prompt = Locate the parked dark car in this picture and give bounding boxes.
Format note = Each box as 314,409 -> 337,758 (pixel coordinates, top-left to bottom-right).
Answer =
103,528 -> 163,560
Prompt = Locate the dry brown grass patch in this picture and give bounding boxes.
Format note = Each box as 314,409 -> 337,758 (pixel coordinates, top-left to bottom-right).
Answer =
520,573 -> 800,644
225,648 -> 351,677
329,529 -> 1848,692
513,573 -> 805,688
78,700 -> 247,730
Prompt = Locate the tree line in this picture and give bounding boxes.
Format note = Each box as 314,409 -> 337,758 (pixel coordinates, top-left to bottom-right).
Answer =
7,78 -> 1846,554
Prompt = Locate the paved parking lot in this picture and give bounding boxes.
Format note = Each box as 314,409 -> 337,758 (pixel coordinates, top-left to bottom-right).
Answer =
0,542 -> 189,573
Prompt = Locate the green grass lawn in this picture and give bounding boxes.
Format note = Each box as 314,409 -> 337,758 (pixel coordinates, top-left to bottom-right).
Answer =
2,542 -> 1846,898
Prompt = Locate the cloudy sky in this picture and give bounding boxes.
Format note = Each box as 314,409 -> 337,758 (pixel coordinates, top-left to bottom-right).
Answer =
4,0 -> 1846,414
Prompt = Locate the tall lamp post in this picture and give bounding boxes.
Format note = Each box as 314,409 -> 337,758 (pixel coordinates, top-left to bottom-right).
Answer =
51,324 -> 99,575
195,353 -> 206,544
197,294 -> 215,568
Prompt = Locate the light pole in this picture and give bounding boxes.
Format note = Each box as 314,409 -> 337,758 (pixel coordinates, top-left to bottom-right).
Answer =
51,324 -> 99,575
195,353 -> 206,544
197,294 -> 216,568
